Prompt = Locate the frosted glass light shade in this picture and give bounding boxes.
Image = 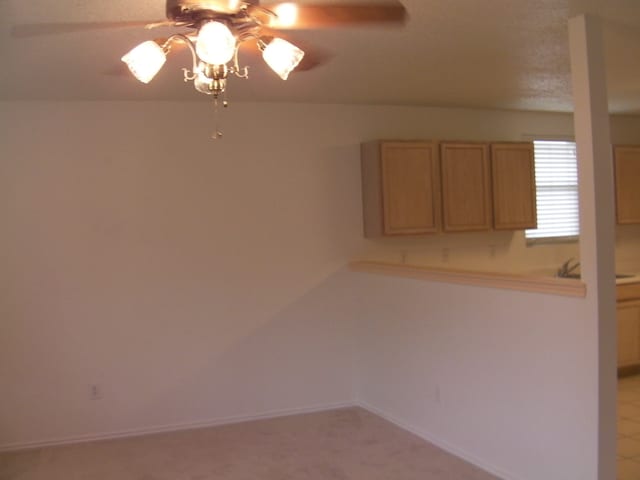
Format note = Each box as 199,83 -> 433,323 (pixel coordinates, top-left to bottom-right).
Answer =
196,21 -> 236,65
262,38 -> 304,80
121,41 -> 167,84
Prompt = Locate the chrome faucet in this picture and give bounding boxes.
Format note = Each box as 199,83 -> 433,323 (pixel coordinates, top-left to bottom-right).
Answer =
557,258 -> 581,278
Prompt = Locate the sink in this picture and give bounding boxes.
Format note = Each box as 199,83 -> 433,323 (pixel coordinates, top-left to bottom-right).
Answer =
555,258 -> 637,281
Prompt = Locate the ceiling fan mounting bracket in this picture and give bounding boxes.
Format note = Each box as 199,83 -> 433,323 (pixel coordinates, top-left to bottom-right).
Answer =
162,0 -> 272,41
166,0 -> 256,24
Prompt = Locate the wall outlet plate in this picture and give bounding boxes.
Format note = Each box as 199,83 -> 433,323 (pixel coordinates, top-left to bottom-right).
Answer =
90,384 -> 103,400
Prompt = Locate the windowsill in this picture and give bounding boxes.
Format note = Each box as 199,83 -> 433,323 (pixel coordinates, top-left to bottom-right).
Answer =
349,260 -> 587,297
526,235 -> 579,246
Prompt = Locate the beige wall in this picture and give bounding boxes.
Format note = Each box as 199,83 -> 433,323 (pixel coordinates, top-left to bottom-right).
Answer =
1,100 -> 640,479
0,101 -> 362,448
353,272 -> 596,480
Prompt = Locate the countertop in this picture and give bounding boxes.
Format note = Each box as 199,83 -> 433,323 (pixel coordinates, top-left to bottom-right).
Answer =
616,274 -> 640,285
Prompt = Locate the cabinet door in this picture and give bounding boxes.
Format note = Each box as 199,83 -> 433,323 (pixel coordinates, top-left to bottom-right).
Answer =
614,146 -> 640,224
381,142 -> 439,235
440,143 -> 492,232
361,141 -> 439,237
617,303 -> 640,367
491,143 -> 537,230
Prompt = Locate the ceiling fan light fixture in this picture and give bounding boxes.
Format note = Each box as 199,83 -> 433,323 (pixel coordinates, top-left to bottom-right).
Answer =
262,38 -> 304,80
195,21 -> 236,66
121,40 -> 167,84
111,0 -> 407,137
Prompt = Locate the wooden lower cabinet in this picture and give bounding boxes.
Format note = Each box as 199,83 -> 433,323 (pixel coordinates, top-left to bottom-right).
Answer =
617,300 -> 640,369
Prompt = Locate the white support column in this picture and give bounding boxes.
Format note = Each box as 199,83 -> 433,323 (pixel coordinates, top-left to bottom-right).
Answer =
569,14 -> 616,480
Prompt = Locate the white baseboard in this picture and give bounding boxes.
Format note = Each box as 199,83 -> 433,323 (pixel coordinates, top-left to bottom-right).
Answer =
355,401 -> 519,480
0,401 -> 356,453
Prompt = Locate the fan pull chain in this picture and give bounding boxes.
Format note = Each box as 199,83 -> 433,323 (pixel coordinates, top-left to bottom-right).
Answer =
212,98 -> 222,139
211,96 -> 228,140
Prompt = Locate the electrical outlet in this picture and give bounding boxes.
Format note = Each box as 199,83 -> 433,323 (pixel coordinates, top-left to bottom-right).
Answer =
90,384 -> 103,400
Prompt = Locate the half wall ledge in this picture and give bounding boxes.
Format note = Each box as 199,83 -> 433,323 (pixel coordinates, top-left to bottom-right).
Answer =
349,261 -> 587,298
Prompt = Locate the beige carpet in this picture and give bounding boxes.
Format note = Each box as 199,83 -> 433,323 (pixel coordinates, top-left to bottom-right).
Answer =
0,407 -> 500,480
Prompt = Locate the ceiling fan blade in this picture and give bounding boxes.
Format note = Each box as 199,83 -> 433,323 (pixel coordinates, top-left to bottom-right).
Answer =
268,1 -> 407,29
11,20 -> 169,38
104,63 -> 131,77
294,46 -> 332,72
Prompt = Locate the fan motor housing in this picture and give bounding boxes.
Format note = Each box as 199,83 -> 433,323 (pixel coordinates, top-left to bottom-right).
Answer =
166,0 -> 260,22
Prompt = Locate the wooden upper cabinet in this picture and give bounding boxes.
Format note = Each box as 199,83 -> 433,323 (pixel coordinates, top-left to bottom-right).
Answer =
614,146 -> 640,224
490,142 -> 537,230
361,141 -> 439,237
361,139 -> 539,237
440,142 -> 492,232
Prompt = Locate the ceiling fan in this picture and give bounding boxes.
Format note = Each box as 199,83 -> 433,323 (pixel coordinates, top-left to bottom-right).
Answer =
12,1 -> 406,91
12,0 -> 407,137
128,1 -> 404,90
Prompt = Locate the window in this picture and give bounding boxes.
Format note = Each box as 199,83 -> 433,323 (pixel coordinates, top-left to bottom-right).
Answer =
525,140 -> 579,242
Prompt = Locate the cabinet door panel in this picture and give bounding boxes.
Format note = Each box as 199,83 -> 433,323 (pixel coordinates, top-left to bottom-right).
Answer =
440,143 -> 491,232
614,146 -> 640,224
617,304 -> 640,367
381,143 -> 439,235
491,143 -> 537,230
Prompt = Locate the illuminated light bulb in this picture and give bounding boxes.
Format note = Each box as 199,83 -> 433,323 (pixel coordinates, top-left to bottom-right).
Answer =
262,38 -> 305,80
121,41 -> 167,84
196,21 -> 236,65
271,3 -> 298,27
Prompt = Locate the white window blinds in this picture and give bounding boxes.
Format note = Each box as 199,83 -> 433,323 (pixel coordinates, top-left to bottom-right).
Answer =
525,140 -> 580,241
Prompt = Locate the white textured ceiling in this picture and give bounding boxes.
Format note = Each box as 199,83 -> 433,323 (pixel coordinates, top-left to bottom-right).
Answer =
1,0 -> 639,113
